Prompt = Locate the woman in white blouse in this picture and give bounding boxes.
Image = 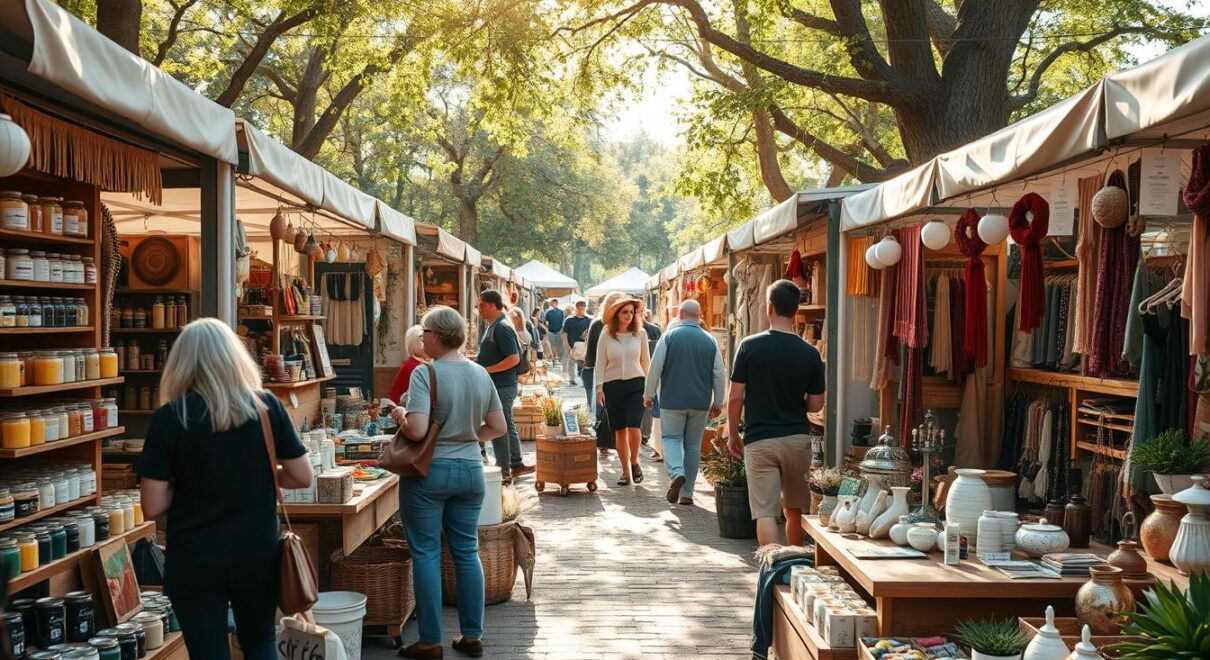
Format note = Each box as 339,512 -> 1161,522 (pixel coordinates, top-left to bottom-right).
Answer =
595,297 -> 651,485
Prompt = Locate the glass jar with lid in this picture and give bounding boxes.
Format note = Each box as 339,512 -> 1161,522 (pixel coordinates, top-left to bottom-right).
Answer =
0,352 -> 22,389
14,483 -> 38,518
0,248 -> 6,280
0,487 -> 13,523
32,352 -> 63,386
0,191 -> 29,230
22,194 -> 40,232
40,197 -> 63,235
1,412 -> 31,449
78,403 -> 94,434
78,468 -> 96,496
151,297 -> 165,329
36,479 -> 55,509
120,307 -> 133,329
25,296 -> 41,327
62,298 -> 76,327
51,475 -> 69,505
56,407 -> 69,439
16,533 -> 37,571
138,386 -> 152,411
43,408 -> 60,442
82,257 -> 96,284
103,398 -> 118,428
20,351 -> 35,385
71,255 -> 84,284
59,350 -> 77,384
0,297 -> 13,328
73,349 -> 85,382
133,307 -> 146,329
48,253 -> 64,283
66,405 -> 82,437
12,297 -> 27,328
28,408 -> 45,445
76,298 -> 88,326
125,343 -> 140,371
84,349 -> 100,381
73,511 -> 94,547
6,249 -> 33,281
62,201 -> 87,237
29,251 -> 48,282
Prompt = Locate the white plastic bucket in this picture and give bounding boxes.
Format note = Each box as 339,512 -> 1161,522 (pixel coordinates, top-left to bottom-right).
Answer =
480,466 -> 503,526
313,591 -> 367,660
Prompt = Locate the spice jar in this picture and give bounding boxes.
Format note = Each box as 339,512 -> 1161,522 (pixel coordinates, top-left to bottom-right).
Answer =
43,408 -> 60,442
0,190 -> 29,230
99,349 -> 118,378
60,350 -> 77,383
75,298 -> 88,326
30,250 -> 49,282
6,248 -> 33,280
133,307 -> 146,329
84,349 -> 100,380
125,343 -> 140,371
164,298 -> 176,329
0,351 -> 23,389
40,197 -> 63,235
56,407 -> 69,438
62,201 -> 87,237
138,386 -> 152,411
120,307 -> 133,329
151,297 -> 164,329
49,253 -> 64,282
123,385 -> 138,410
104,399 -> 118,428
0,248 -> 6,280
83,257 -> 96,284
79,403 -> 94,434
176,297 -> 188,326
23,193 -> 40,231
0,296 -> 13,327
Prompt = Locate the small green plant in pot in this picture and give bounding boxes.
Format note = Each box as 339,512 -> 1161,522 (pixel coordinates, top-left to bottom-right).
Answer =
1131,429 -> 1210,494
541,396 -> 563,437
954,617 -> 1029,660
701,439 -> 754,539
1106,572 -> 1210,659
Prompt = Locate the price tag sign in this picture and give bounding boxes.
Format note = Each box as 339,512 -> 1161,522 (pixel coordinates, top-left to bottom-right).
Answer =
1139,148 -> 1183,216
1048,177 -> 1076,236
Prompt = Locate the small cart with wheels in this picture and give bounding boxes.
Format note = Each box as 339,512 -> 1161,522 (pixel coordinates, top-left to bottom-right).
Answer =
534,435 -> 599,496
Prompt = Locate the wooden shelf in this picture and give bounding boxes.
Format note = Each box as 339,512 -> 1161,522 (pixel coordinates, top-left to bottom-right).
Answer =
1076,418 -> 1134,434
0,426 -> 125,459
240,314 -> 326,322
264,375 -> 337,390
146,631 -> 185,659
1007,368 -> 1138,397
111,328 -> 181,334
119,369 -> 161,374
0,280 -> 94,291
9,520 -> 155,593
797,304 -> 826,312
0,227 -> 94,246
0,494 -> 100,534
1075,441 -> 1128,460
1047,259 -> 1079,268
0,376 -> 123,397
115,288 -> 197,295
117,409 -> 155,415
0,326 -> 94,335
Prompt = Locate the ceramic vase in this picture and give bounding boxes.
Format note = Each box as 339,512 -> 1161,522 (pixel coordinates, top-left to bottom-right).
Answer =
1140,494 -> 1182,562
946,468 -> 993,546
1023,605 -> 1071,660
834,497 -> 859,532
858,473 -> 887,518
818,495 -> 838,526
870,487 -> 911,539
1015,518 -> 1070,558
1075,565 -> 1134,634
976,510 -> 1003,556
1063,494 -> 1092,549
1170,475 -> 1210,576
1153,473 -> 1195,495
889,516 -> 913,546
1066,625 -> 1103,660
1106,535 -> 1149,580
906,523 -> 938,552
972,652 -> 1022,660
997,511 -> 1020,551
856,491 -> 888,535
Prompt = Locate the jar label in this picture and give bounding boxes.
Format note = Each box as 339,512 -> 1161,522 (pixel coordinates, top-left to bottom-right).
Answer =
1,207 -> 28,230
63,214 -> 78,235
49,211 -> 63,233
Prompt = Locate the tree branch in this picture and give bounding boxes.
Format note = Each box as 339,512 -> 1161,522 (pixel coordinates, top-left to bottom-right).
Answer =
256,64 -> 297,100
1009,24 -> 1153,111
779,4 -> 840,35
826,0 -> 897,82
923,0 -> 956,59
151,0 -> 201,66
215,3 -> 324,107
768,105 -> 903,182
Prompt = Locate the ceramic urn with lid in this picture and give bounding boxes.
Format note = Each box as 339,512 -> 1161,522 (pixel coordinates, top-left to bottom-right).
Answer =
1023,606 -> 1071,660
1065,625 -> 1103,660
1015,518 -> 1070,558
1169,474 -> 1210,575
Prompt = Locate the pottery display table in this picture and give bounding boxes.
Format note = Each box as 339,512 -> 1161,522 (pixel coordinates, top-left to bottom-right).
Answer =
803,515 -> 1185,637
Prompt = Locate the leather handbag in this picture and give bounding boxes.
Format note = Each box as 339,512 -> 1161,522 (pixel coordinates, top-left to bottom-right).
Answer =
378,363 -> 442,477
259,403 -> 319,616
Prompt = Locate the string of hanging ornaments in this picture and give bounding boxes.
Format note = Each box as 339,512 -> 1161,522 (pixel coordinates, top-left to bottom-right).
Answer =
268,206 -> 357,263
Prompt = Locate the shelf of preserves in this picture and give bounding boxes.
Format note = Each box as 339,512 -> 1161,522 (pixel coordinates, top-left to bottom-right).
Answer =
111,328 -> 182,334
8,520 -> 155,593
0,493 -> 101,534
0,426 -> 126,459
0,227 -> 95,246
0,377 -> 124,397
0,280 -> 95,291
0,326 -> 94,335
116,409 -> 155,415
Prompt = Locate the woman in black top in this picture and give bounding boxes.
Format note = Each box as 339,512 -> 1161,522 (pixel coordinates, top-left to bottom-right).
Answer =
140,319 -> 314,660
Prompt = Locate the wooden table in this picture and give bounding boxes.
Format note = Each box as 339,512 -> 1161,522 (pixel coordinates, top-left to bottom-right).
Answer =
804,515 -> 1185,637
283,475 -> 399,588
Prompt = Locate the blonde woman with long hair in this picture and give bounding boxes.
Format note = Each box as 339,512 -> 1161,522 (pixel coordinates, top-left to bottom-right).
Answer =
594,297 -> 651,485
138,319 -> 313,660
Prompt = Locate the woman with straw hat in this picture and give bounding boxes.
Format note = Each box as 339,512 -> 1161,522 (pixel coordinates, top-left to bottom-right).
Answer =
595,296 -> 651,485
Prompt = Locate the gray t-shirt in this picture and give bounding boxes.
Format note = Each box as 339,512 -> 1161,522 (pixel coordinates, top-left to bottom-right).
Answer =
406,359 -> 502,461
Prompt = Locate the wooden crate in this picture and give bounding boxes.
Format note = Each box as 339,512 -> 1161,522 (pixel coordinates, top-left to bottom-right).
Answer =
535,436 -> 599,495
517,420 -> 543,441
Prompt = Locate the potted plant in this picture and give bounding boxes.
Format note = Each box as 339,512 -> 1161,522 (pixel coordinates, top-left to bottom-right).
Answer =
807,467 -> 843,525
1106,572 -> 1210,659
1131,429 -> 1210,494
541,396 -> 563,439
953,617 -> 1030,660
701,440 -> 755,539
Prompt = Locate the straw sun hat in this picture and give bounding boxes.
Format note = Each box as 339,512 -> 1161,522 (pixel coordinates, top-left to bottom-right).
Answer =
603,297 -> 642,326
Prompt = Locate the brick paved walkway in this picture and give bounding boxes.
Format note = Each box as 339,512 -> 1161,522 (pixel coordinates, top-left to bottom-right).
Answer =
364,377 -> 759,660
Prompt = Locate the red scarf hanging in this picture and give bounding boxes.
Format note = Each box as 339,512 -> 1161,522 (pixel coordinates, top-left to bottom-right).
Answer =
955,209 -> 988,367
1185,145 -> 1210,218
1009,192 -> 1050,332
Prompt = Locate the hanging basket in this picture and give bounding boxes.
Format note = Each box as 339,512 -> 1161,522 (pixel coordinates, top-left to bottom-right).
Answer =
330,537 -> 415,628
440,520 -> 533,606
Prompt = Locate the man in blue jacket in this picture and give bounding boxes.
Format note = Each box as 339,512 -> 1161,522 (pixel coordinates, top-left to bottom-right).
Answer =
643,300 -> 724,505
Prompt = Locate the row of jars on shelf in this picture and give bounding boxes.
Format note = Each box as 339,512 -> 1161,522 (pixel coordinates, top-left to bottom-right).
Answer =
114,341 -> 169,373
112,298 -> 189,329
2,251 -> 96,284
0,400 -> 120,449
0,296 -> 90,328
116,386 -> 159,412
0,193 -> 90,238
8,592 -> 173,658
0,496 -> 141,578
0,465 -> 98,522
0,349 -> 120,389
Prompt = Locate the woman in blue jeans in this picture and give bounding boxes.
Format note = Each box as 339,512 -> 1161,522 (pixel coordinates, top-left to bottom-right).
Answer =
392,306 -> 507,659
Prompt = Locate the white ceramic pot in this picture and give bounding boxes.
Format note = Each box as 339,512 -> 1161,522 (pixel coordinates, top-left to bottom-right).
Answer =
1023,605 -> 1071,660
946,468 -> 993,546
889,516 -> 913,546
858,473 -> 887,517
818,495 -> 838,526
1015,518 -> 1070,558
1170,475 -> 1210,576
1154,473 -> 1196,495
976,510 -> 1004,556
856,490 -> 888,536
870,487 -> 911,539
835,497 -> 859,533
997,511 -> 1020,551
906,523 -> 938,552
972,652 -> 1021,660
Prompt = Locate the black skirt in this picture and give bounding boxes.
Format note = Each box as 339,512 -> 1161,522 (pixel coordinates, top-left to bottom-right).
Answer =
602,377 -> 645,429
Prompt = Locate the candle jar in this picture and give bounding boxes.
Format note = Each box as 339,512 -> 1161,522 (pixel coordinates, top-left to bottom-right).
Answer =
0,190 -> 29,230
40,197 -> 63,235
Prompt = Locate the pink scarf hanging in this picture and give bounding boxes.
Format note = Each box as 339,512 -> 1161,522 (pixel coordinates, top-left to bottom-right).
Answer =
892,226 -> 928,349
1010,192 -> 1050,332
955,209 -> 989,367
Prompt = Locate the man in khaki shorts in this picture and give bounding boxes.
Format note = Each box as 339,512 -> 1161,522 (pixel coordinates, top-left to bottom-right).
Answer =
727,279 -> 826,546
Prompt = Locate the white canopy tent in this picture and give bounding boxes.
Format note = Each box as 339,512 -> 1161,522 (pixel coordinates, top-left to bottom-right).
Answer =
585,267 -> 652,297
515,260 -> 579,291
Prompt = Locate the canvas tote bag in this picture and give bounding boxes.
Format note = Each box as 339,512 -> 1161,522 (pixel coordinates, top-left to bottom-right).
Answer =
378,363 -> 442,477
260,402 -> 320,616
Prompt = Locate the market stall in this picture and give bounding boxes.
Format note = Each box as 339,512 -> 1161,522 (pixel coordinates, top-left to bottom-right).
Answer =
415,222 -> 471,322
514,259 -> 579,300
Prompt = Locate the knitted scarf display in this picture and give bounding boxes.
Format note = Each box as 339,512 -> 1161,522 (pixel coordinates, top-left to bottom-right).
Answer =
1009,192 -> 1050,332
1088,171 -> 1140,377
955,209 -> 989,367
892,226 -> 928,349
1182,145 -> 1210,356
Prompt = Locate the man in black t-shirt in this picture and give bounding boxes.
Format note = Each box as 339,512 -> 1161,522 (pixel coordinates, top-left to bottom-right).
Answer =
477,290 -> 535,479
562,300 -> 591,385
728,279 -> 825,547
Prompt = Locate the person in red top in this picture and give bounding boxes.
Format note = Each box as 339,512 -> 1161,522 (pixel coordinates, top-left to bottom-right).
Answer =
388,325 -> 428,405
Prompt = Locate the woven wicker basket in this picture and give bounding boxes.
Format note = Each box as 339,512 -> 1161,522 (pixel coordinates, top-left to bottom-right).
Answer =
331,540 -> 415,628
440,522 -> 518,606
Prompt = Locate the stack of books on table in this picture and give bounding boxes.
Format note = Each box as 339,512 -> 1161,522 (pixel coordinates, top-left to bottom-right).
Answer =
1040,553 -> 1105,576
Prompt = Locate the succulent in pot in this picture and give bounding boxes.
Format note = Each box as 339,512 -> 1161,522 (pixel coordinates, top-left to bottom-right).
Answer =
954,616 -> 1029,660
1106,571 -> 1210,659
1131,429 -> 1209,495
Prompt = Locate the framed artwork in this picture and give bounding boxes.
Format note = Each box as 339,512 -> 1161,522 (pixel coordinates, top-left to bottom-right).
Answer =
562,410 -> 580,436
311,324 -> 333,378
92,537 -> 143,625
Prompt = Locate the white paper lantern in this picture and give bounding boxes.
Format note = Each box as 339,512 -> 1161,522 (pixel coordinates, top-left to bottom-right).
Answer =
0,114 -> 31,177
920,220 -> 951,251
977,213 -> 1010,244
864,243 -> 885,270
874,236 -> 902,266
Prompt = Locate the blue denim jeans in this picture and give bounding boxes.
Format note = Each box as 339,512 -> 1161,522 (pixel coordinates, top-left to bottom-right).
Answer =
581,367 -> 595,415
493,386 -> 524,475
660,409 -> 709,500
399,459 -> 486,644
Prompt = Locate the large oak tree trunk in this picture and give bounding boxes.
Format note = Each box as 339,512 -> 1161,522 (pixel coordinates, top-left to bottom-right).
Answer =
459,199 -> 479,245
96,0 -> 142,54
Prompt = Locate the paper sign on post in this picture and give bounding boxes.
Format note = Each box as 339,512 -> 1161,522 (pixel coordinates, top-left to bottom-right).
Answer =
1048,177 -> 1076,236
1139,148 -> 1183,216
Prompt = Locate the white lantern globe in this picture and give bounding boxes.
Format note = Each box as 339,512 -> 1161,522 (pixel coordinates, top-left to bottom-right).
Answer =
864,243 -> 885,270
920,220 -> 951,251
0,114 -> 31,177
977,213 -> 1010,244
874,236 -> 902,266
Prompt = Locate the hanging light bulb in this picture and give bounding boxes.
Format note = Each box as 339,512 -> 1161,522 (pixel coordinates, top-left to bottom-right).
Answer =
0,114 -> 31,177
920,220 -> 951,251
977,212 -> 1011,244
864,243 -> 885,270
874,235 -> 902,266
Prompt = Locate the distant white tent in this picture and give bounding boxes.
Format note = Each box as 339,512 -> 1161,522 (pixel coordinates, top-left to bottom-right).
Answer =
515,260 -> 579,292
586,267 -> 651,297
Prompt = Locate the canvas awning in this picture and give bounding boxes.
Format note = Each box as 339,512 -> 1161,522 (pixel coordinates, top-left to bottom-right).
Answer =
660,262 -> 679,282
701,234 -> 728,264
319,170 -> 375,230
677,247 -> 704,272
489,259 -> 512,280
374,201 -> 417,246
514,260 -> 578,290
2,0 -> 238,163
840,161 -> 940,231
1104,33 -> 1210,140
238,120 -> 325,208
464,245 -> 482,270
752,195 -> 800,245
585,267 -> 652,297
